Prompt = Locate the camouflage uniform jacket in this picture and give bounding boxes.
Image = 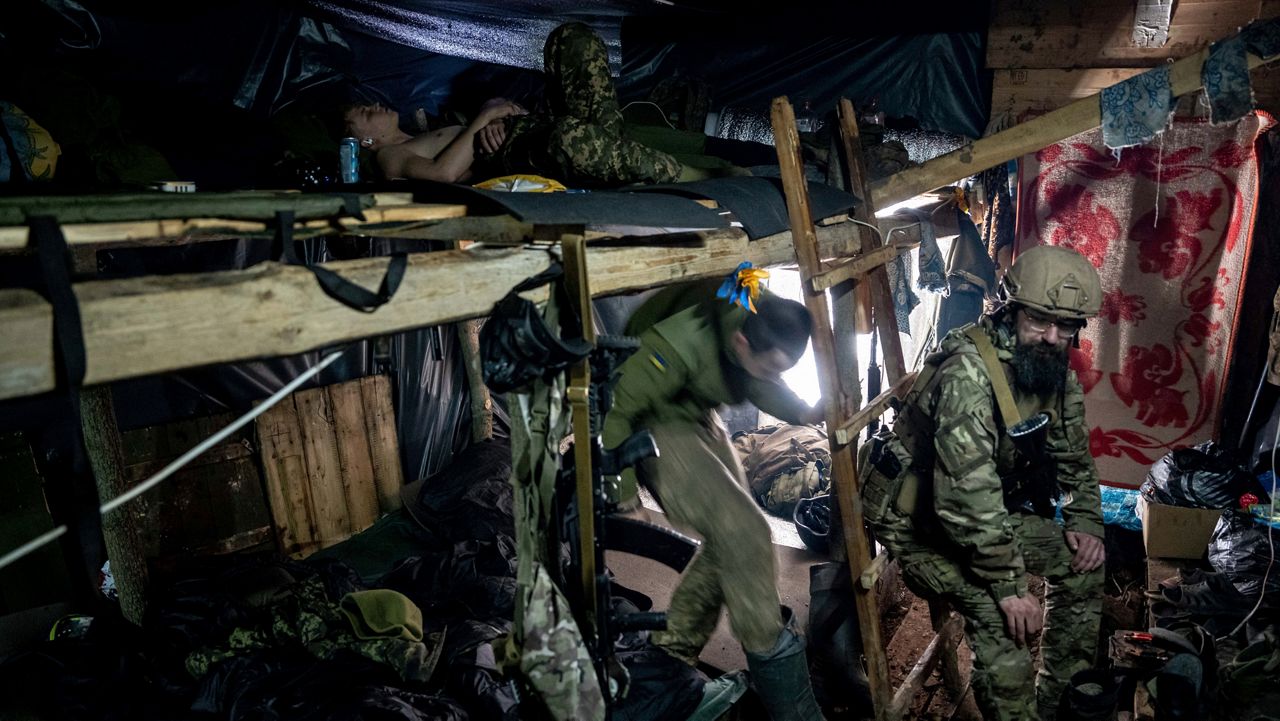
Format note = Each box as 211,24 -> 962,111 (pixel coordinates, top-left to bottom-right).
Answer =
603,280 -> 811,498
885,315 -> 1103,602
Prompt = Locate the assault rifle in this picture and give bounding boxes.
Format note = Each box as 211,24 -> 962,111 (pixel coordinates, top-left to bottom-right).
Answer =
554,335 -> 699,711
1001,412 -> 1061,519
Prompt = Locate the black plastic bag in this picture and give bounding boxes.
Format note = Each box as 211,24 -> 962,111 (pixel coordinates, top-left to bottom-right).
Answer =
1141,441 -> 1268,509
1207,511 -> 1280,599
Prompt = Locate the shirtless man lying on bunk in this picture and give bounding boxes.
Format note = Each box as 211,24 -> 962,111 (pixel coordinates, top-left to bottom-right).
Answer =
343,23 -> 716,188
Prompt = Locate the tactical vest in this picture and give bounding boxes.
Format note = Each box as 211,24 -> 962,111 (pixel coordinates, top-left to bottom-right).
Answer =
862,325 -> 1065,535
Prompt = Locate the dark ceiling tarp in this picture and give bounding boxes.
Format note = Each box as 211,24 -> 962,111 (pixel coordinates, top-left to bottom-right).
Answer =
618,32 -> 990,138
302,0 -> 990,136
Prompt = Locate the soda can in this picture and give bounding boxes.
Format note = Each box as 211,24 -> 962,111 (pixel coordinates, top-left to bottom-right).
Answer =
339,137 -> 360,184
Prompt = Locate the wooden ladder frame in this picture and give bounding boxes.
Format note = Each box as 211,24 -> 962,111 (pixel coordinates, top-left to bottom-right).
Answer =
770,97 -> 963,721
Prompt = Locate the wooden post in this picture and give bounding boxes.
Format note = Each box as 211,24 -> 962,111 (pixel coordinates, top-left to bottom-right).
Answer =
79,387 -> 148,624
559,231 -> 598,640
836,99 -> 906,385
771,96 -> 894,721
929,599 -> 964,694
456,319 -> 493,443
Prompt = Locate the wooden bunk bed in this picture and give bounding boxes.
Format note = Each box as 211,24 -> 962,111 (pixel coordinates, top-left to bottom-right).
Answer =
2,25 -> 1277,718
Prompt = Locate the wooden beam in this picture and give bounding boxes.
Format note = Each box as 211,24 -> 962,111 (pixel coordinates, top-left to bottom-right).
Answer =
809,242 -> 907,292
835,372 -> 917,446
871,40 -> 1280,209
0,222 -> 863,402
0,204 -> 469,251
888,615 -> 965,720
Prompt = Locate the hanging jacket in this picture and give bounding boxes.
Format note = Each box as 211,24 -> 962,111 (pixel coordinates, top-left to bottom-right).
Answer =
865,314 -> 1102,602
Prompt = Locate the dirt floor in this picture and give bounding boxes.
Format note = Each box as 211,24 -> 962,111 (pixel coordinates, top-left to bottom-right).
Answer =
878,527 -> 1150,720
609,499 -> 1151,720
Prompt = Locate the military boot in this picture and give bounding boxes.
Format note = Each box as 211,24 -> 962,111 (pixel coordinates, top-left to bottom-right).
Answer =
745,608 -> 826,721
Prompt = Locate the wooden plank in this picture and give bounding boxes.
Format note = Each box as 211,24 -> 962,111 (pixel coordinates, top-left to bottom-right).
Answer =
0,291 -> 53,398
888,615 -> 965,719
255,396 -> 313,556
929,599 -> 964,694
837,99 -> 907,385
871,42 -> 1280,210
294,387 -> 349,552
991,68 -> 1145,120
0,203 -> 469,251
835,373 -> 918,446
329,380 -> 380,533
0,221 -> 865,402
809,243 -> 903,292
986,0 -> 1266,69
835,101 -> 875,334
561,231 -> 600,638
772,95 -> 894,721
359,375 -> 404,514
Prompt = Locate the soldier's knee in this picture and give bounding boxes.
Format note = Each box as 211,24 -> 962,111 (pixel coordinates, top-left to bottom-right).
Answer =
1057,565 -> 1104,598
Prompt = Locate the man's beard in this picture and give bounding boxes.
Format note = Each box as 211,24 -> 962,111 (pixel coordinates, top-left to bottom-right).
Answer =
1010,343 -> 1069,394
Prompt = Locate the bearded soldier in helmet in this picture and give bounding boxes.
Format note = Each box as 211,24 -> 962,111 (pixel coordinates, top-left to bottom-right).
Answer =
860,245 -> 1105,721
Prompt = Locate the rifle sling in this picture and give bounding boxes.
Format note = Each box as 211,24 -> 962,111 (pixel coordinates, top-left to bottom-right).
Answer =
963,326 -> 1021,429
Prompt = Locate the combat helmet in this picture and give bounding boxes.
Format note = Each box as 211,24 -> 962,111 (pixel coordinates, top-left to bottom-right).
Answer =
998,245 -> 1102,320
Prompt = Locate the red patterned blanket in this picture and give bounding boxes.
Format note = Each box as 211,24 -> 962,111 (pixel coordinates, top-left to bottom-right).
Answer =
1015,113 -> 1275,487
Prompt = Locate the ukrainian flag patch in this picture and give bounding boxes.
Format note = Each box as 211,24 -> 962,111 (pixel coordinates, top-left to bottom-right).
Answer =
648,352 -> 668,372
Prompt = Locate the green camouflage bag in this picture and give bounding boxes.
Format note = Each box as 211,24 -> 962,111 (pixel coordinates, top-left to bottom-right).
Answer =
516,562 -> 605,721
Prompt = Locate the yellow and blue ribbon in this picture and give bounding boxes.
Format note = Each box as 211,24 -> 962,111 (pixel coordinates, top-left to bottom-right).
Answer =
717,261 -> 770,313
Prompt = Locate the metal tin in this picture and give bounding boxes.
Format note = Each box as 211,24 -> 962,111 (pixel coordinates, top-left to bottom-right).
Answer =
339,137 -> 360,184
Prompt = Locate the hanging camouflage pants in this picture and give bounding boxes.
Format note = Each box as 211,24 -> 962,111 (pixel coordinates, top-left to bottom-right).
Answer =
495,23 -> 682,187
894,514 -> 1103,721
640,415 -> 784,663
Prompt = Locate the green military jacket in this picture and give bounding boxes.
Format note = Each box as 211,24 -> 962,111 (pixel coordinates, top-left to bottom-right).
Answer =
602,280 -> 812,499
884,315 -> 1103,601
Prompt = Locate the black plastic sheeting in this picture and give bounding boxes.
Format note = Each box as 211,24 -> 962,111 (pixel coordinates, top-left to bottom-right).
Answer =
12,1 -> 353,118
99,237 -> 481,483
619,31 -> 989,139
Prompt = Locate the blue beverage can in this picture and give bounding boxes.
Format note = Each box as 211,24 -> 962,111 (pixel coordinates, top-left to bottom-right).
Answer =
339,137 -> 360,184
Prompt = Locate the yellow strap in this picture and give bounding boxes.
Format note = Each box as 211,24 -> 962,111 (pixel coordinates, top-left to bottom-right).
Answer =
964,326 -> 1021,428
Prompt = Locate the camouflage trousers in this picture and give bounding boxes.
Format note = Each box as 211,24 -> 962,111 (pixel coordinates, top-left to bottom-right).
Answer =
494,23 -> 682,187
641,415 -> 784,661
892,514 -> 1103,721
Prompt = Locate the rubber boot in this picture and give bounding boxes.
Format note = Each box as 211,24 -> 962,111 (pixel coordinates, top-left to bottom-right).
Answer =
745,609 -> 826,721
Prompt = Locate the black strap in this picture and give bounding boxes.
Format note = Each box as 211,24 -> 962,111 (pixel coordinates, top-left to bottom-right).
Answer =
28,216 -> 86,386
25,215 -> 105,607
332,192 -> 368,222
272,210 -> 406,313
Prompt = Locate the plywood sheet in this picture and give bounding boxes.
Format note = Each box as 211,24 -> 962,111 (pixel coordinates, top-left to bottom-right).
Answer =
255,375 -> 402,557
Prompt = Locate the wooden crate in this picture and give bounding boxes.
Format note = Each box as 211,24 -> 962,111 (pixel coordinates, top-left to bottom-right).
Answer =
120,414 -> 271,558
255,375 -> 403,558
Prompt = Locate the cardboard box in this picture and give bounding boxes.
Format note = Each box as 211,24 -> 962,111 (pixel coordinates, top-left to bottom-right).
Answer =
1137,495 -> 1225,559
